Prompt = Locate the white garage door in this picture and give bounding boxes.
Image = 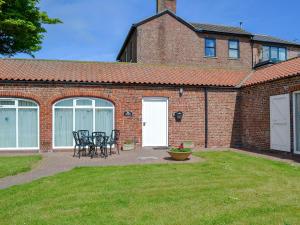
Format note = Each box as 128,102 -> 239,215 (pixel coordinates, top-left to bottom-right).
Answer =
270,94 -> 291,152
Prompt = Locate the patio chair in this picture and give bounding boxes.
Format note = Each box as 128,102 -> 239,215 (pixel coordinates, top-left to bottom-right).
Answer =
92,132 -> 106,157
108,130 -> 120,155
78,130 -> 95,157
72,131 -> 86,159
102,136 -> 110,158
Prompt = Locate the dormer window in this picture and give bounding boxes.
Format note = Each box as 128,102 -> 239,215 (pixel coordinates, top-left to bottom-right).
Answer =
205,38 -> 216,57
228,40 -> 240,59
261,46 -> 287,62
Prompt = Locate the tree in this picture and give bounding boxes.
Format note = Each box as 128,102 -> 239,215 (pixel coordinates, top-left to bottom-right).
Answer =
0,0 -> 61,57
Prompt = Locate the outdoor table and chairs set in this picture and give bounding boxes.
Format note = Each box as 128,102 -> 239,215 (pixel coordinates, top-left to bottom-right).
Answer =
72,130 -> 120,159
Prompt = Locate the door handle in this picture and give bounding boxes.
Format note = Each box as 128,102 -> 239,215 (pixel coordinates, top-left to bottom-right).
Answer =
143,122 -> 146,126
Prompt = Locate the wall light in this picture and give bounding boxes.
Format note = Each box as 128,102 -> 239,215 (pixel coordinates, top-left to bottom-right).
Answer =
179,87 -> 184,97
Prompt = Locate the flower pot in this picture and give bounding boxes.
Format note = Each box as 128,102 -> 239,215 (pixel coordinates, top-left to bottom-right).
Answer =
167,151 -> 192,161
123,143 -> 134,151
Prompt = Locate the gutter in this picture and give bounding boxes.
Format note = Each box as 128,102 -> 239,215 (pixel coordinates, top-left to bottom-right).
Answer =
0,79 -> 241,89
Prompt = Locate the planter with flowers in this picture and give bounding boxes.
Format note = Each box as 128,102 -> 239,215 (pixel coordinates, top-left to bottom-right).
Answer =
168,144 -> 192,161
123,140 -> 135,151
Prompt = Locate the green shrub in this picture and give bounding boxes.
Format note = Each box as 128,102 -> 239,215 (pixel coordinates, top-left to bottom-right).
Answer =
170,148 -> 192,153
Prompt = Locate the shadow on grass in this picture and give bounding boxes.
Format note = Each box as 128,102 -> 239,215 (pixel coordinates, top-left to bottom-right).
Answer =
236,148 -> 300,164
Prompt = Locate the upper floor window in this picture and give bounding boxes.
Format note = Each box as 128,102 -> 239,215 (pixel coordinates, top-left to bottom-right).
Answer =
261,46 -> 287,62
228,40 -> 240,59
205,38 -> 216,57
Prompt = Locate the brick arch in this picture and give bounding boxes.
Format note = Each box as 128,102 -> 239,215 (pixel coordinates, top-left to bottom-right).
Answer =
0,92 -> 42,106
48,92 -> 117,107
289,84 -> 300,92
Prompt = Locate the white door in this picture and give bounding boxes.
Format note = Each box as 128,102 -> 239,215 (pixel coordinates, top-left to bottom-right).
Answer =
270,94 -> 291,152
142,98 -> 168,147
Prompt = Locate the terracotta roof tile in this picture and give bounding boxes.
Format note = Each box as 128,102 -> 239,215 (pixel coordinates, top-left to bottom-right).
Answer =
243,57 -> 300,86
0,59 -> 249,87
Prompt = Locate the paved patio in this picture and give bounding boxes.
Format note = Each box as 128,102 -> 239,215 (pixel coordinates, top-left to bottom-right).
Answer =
2,148 -> 300,190
0,148 -> 201,190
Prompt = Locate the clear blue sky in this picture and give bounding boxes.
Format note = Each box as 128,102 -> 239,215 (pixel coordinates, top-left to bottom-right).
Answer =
17,0 -> 300,61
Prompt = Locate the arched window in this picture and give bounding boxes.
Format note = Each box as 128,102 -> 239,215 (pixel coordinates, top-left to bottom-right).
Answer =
53,98 -> 115,148
0,98 -> 39,150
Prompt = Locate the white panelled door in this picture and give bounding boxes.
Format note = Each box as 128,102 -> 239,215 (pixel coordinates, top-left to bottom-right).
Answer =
270,94 -> 291,152
142,98 -> 168,147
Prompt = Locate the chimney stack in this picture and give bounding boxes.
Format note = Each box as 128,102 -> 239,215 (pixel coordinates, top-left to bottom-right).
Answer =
156,0 -> 176,14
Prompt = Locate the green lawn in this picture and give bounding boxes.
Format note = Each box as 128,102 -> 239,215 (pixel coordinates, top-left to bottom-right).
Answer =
0,155 -> 41,178
1,151 -> 300,225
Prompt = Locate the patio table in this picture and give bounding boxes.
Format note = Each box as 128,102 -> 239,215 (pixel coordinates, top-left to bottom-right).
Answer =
87,134 -> 110,159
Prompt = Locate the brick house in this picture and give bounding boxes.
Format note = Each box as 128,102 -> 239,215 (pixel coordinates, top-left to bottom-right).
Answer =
0,0 -> 300,154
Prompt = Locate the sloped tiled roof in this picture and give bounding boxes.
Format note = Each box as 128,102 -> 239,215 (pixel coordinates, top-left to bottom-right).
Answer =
1,57 -> 300,88
243,57 -> 300,86
191,23 -> 252,36
253,34 -> 300,46
0,59 -> 249,87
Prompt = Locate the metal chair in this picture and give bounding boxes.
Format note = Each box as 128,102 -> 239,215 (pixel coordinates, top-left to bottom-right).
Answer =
108,130 -> 120,155
72,131 -> 86,158
92,132 -> 106,157
78,130 -> 95,157
102,136 -> 110,158
78,130 -> 90,145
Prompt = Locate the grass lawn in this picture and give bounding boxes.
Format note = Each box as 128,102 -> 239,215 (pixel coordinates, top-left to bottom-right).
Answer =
0,155 -> 41,178
1,151 -> 300,225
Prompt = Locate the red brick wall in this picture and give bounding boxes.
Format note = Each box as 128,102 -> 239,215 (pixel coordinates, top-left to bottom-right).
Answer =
240,76 -> 300,151
136,13 -> 252,70
207,89 -> 241,148
0,83 -> 240,152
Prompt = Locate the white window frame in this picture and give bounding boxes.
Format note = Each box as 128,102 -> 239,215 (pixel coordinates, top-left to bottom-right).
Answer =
0,98 -> 40,151
52,97 -> 115,149
293,91 -> 300,154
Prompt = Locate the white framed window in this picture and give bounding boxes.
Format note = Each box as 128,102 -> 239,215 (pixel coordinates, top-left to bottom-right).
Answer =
261,46 -> 287,62
53,97 -> 115,149
0,98 -> 39,150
